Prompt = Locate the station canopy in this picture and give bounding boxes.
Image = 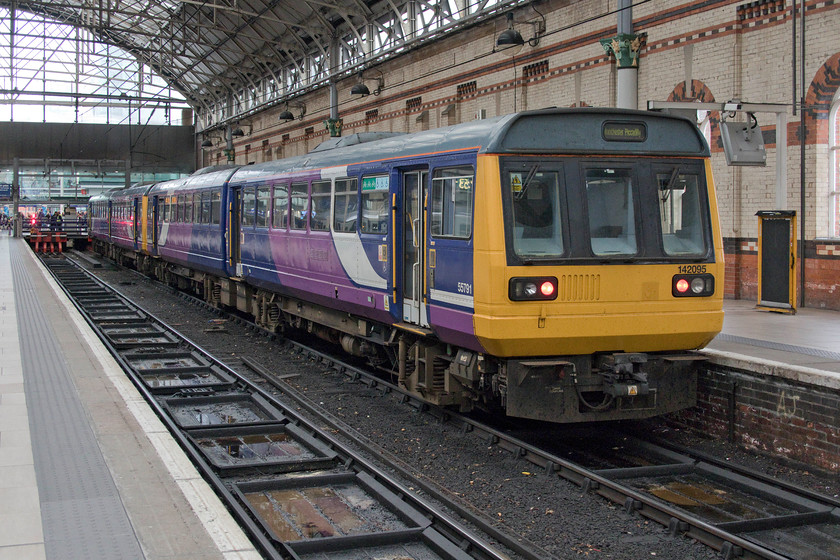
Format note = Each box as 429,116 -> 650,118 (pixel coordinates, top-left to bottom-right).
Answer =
0,0 -> 519,128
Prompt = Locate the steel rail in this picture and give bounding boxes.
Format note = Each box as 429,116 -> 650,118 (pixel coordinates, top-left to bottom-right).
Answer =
44,254 -> 515,560
63,251 -> 835,560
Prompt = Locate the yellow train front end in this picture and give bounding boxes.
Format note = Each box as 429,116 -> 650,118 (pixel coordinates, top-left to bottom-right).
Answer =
471,145 -> 723,422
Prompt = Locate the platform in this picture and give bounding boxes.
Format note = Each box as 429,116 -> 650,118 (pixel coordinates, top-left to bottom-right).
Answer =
1,233 -> 839,559
0,235 -> 260,560
705,299 -> 840,389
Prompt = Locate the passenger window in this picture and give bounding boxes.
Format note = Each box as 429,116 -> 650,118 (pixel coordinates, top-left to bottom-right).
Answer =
333,178 -> 358,233
431,167 -> 473,239
201,192 -> 211,224
290,182 -> 308,230
360,176 -> 389,234
256,186 -> 270,228
310,180 -> 331,232
585,168 -> 638,256
242,188 -> 255,227
509,169 -> 564,257
272,184 -> 288,229
210,190 -> 221,224
658,170 -> 707,256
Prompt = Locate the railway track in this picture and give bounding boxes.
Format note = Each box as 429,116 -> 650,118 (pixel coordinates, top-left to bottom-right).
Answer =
49,251 -> 840,560
39,253 -> 527,560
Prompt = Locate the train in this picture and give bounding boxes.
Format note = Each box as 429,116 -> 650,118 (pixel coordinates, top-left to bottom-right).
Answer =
88,107 -> 724,423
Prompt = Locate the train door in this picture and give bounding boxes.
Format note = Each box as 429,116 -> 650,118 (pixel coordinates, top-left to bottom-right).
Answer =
150,195 -> 159,251
229,186 -> 243,276
133,197 -> 141,249
401,170 -> 429,327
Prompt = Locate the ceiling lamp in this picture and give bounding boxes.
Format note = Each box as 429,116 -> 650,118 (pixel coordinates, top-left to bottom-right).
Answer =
350,83 -> 371,96
201,138 -> 213,147
350,68 -> 384,97
230,127 -> 245,138
496,13 -> 525,51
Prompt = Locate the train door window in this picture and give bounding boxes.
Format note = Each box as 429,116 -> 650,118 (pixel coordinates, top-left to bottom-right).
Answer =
290,182 -> 308,230
585,167 -> 638,256
310,180 -> 331,231
256,186 -> 270,228
509,169 -> 564,257
657,169 -> 707,256
272,184 -> 288,229
242,187 -> 256,227
431,166 -> 473,239
210,190 -> 221,224
146,201 -> 153,243
333,178 -> 358,232
360,176 -> 389,234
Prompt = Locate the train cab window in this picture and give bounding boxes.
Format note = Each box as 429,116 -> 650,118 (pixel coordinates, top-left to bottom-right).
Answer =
658,169 -> 707,256
333,178 -> 358,233
290,182 -> 308,230
310,180 -> 331,231
210,190 -> 221,224
256,186 -> 270,228
272,184 -> 288,229
510,170 -> 564,257
360,176 -> 389,234
431,167 -> 473,239
585,168 -> 638,256
242,188 -> 256,227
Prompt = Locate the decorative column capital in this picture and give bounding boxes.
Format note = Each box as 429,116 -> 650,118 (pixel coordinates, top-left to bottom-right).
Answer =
324,118 -> 343,137
223,148 -> 234,162
600,33 -> 643,68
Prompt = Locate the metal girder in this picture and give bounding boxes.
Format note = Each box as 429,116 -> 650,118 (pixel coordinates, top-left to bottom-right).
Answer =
0,0 -> 525,127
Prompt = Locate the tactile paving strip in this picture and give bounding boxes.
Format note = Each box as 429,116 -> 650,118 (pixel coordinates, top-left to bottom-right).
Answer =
11,246 -> 144,560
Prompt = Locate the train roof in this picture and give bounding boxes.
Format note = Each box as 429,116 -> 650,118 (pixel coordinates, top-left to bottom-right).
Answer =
228,108 -> 709,183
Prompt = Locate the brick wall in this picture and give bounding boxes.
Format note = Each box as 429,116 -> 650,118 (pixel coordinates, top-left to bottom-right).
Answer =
671,364 -> 840,472
724,238 -> 840,309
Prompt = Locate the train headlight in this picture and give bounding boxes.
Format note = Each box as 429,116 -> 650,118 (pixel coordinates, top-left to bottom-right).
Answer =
509,277 -> 558,301
672,274 -> 715,297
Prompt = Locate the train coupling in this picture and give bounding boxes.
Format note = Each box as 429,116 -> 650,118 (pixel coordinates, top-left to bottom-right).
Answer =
596,353 -> 650,397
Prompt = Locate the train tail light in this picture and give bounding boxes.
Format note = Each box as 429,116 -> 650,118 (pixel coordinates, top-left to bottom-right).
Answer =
509,277 -> 558,301
672,274 -> 714,297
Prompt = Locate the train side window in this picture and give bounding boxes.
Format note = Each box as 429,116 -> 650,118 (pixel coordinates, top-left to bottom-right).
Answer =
256,186 -> 270,228
585,168 -> 638,256
177,195 -> 185,222
310,180 -> 331,231
290,182 -> 308,230
658,170 -> 706,256
201,191 -> 211,224
210,190 -> 221,224
272,184 -> 288,229
431,166 -> 473,239
360,175 -> 389,234
242,187 -> 256,226
333,178 -> 358,233
187,193 -> 195,223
